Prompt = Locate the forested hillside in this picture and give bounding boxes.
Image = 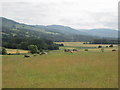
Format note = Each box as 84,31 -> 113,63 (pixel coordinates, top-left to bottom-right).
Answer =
1,17 -> 98,42
1,17 -> 60,51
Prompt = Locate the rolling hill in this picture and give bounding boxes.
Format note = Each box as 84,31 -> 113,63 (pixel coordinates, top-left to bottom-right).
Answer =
79,29 -> 118,38
0,17 -> 118,42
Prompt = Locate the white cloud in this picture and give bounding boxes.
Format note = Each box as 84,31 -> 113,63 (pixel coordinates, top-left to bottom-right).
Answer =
0,0 -> 119,29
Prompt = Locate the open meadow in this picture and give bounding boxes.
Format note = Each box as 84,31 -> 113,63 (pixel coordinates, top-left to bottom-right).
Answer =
6,49 -> 29,54
2,42 -> 118,88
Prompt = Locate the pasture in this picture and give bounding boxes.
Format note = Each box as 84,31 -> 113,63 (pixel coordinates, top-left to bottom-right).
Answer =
6,49 -> 29,54
2,42 -> 118,88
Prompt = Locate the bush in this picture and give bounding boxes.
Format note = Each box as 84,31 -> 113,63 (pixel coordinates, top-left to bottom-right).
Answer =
56,43 -> 64,46
83,42 -> 87,44
98,46 -> 102,48
109,44 -> 113,47
2,48 -> 7,55
84,49 -> 88,51
28,45 -> 39,54
59,43 -> 64,46
106,46 -> 108,48
8,53 -> 12,55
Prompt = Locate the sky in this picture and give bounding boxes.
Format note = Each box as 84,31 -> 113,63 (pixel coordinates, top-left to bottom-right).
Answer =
0,0 -> 119,30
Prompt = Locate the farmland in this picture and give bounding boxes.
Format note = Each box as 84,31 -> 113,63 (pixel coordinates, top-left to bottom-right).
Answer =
6,49 -> 29,54
2,42 -> 118,88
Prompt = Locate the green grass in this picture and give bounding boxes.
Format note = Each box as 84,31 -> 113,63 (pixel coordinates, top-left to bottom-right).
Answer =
2,43 -> 118,88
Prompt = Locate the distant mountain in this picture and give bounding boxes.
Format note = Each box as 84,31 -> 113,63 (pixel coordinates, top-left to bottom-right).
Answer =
79,29 -> 118,38
1,17 -> 98,42
33,25 -> 86,35
0,17 -> 118,42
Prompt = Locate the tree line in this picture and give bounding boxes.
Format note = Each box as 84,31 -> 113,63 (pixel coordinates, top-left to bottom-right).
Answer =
2,37 -> 59,53
90,39 -> 119,44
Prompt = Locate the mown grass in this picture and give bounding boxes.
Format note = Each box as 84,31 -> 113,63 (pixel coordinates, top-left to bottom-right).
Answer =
55,42 -> 118,47
6,49 -> 29,54
2,42 -> 118,88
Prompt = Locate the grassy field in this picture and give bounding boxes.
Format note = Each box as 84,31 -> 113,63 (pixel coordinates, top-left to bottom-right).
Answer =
2,42 -> 118,88
55,42 -> 118,47
6,49 -> 29,54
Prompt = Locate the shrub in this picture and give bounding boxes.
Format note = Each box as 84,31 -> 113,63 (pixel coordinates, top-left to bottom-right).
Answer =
60,43 -> 64,46
98,46 -> 102,48
106,46 -> 108,48
84,49 -> 88,51
2,48 -> 7,55
28,45 -> 39,54
8,53 -> 12,55
109,44 -> 113,47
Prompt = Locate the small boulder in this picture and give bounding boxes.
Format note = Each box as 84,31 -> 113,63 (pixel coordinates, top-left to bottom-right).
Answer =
24,54 -> 30,57
112,49 -> 117,51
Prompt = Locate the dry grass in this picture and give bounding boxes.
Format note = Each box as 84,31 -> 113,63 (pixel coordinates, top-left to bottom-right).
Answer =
2,42 -> 118,88
55,42 -> 118,47
6,49 -> 29,54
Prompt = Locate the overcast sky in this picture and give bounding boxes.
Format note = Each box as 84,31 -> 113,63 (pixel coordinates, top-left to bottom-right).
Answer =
0,0 -> 119,29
